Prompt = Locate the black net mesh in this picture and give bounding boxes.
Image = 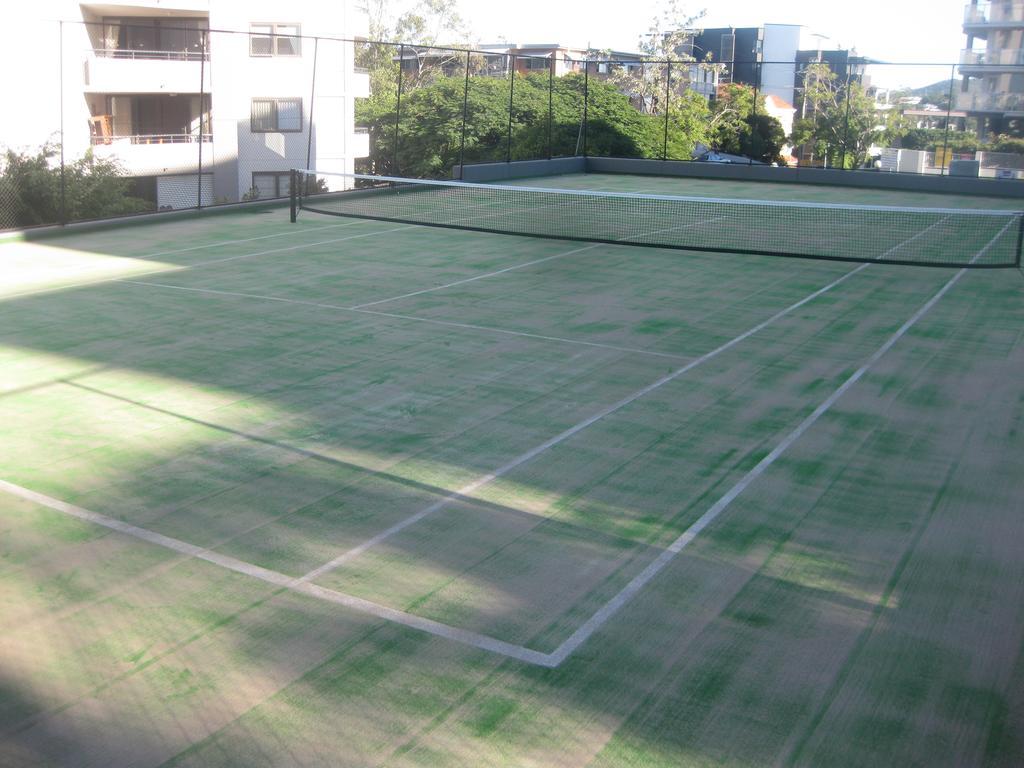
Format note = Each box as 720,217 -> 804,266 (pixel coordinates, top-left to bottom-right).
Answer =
294,170 -> 1022,268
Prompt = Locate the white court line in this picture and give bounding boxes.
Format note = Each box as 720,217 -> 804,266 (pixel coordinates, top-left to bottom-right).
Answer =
349,307 -> 692,361
122,280 -> 693,361
297,261 -> 873,584
544,221 -> 1010,664
296,217 -> 965,583
138,219 -> 365,259
0,479 -> 549,666
349,244 -> 599,309
618,214 -> 731,242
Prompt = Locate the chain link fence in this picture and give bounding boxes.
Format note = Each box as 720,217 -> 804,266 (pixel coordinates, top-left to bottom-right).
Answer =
4,20 -> 1024,232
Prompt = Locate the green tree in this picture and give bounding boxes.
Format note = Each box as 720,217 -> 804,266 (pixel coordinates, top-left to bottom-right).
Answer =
792,62 -> 879,169
709,83 -> 786,163
989,134 -> 1024,154
1,143 -> 151,228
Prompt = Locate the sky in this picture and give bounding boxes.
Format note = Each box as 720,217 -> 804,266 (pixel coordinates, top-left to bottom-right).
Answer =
444,0 -> 969,89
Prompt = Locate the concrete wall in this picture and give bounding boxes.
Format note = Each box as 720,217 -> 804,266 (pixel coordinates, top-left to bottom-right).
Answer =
586,157 -> 1024,199
458,157 -> 1024,199
459,158 -> 586,181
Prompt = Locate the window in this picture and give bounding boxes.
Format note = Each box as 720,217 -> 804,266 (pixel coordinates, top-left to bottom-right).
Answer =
524,56 -> 550,71
250,23 -> 301,56
102,17 -> 207,59
251,98 -> 303,132
251,172 -> 292,200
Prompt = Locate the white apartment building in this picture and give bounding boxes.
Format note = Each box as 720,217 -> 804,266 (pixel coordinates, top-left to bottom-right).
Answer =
960,0 -> 1024,133
14,1 -> 369,209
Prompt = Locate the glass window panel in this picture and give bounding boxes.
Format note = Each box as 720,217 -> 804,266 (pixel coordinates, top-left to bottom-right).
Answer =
275,25 -> 301,56
251,99 -> 275,131
250,25 -> 272,56
251,173 -> 277,199
125,22 -> 157,52
277,99 -> 302,131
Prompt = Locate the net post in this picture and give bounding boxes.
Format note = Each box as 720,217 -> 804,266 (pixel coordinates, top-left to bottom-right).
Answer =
306,36 -> 319,171
506,54 -> 515,163
663,60 -> 671,162
940,64 -> 956,177
1016,212 -> 1024,268
459,49 -> 471,178
547,56 -> 554,160
395,44 -> 405,175
289,169 -> 298,223
197,28 -> 207,209
59,20 -> 67,225
582,57 -> 589,157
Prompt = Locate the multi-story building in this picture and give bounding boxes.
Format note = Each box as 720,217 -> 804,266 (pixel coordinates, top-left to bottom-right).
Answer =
679,25 -> 801,106
959,0 -> 1024,135
37,0 -> 369,209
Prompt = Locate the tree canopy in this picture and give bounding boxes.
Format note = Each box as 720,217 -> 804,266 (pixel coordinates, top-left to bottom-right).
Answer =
1,143 -> 151,228
791,63 -> 879,169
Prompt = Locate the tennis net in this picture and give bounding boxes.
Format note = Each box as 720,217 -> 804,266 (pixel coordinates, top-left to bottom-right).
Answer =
291,170 -> 1024,268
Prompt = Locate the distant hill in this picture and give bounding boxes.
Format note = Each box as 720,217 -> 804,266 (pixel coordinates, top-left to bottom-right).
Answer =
908,79 -> 955,108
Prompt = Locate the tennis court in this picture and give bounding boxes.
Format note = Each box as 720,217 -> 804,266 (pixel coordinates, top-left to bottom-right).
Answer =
1,172 -> 1022,767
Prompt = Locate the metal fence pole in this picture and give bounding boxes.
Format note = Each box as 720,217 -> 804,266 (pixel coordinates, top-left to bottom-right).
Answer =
663,60 -> 671,161
940,63 -> 956,177
840,70 -> 852,170
458,49 -> 471,177
394,44 -> 405,174
751,61 -> 760,166
582,59 -> 589,157
197,28 -> 206,208
506,55 -> 515,163
59,20 -> 67,224
306,37 -> 319,170
547,57 -> 553,160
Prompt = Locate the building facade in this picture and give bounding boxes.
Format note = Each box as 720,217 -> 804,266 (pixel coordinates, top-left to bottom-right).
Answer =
959,0 -> 1024,135
680,25 -> 801,106
24,0 -> 369,210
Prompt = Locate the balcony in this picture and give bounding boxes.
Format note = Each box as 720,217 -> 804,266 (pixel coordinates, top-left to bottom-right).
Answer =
89,135 -> 212,175
964,3 -> 1024,37
957,87 -> 1024,113
84,49 -> 212,94
959,47 -> 1024,73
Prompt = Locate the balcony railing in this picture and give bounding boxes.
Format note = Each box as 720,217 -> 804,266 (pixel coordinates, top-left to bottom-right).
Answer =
960,47 -> 1024,66
91,48 -> 208,61
964,2 -> 1024,25
91,134 -> 212,146
957,85 -> 1024,111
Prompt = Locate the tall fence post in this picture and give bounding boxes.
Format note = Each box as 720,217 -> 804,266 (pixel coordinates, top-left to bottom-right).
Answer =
394,44 -> 405,174
663,60 -> 671,161
751,60 -> 760,166
840,69 -> 853,171
506,55 -> 516,163
197,28 -> 207,208
547,56 -> 554,160
582,58 -> 589,157
458,49 -> 471,178
940,63 -> 956,177
306,36 -> 319,170
59,20 -> 67,224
